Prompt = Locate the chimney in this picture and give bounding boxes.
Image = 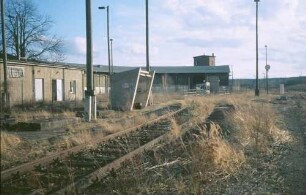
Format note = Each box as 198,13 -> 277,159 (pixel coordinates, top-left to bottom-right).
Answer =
212,53 -> 214,56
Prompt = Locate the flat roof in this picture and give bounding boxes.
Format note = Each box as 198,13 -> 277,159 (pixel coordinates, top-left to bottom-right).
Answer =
1,59 -> 229,74
94,65 -> 230,74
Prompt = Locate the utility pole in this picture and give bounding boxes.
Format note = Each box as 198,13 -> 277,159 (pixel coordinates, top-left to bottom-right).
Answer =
254,0 -> 260,96
16,14 -> 20,60
85,0 -> 95,121
145,0 -> 150,71
1,0 -> 9,110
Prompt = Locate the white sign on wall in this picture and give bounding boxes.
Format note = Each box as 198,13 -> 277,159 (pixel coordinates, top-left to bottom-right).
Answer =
8,66 -> 24,78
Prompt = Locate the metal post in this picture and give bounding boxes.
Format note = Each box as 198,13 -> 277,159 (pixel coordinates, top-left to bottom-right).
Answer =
85,0 -> 94,121
265,45 -> 268,94
110,38 -> 113,73
98,5 -> 111,103
231,65 -> 234,92
106,6 -> 111,76
266,70 -> 269,94
16,15 -> 20,60
1,0 -> 9,110
146,0 -> 150,71
255,0 -> 260,96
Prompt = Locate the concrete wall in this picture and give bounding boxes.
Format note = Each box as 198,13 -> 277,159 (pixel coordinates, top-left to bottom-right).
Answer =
110,68 -> 140,111
1,61 -> 85,106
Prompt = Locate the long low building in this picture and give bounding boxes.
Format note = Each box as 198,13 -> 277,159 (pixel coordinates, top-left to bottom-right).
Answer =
94,65 -> 230,93
1,57 -> 230,107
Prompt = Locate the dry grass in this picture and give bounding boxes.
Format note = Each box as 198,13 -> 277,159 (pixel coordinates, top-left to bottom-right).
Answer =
225,99 -> 293,155
152,93 -> 184,105
10,110 -> 76,122
1,132 -> 31,169
88,92 -> 299,194
1,132 -> 23,152
170,117 -> 182,139
191,123 -> 245,181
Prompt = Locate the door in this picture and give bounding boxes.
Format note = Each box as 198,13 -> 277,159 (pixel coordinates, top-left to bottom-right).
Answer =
35,79 -> 43,101
52,79 -> 63,101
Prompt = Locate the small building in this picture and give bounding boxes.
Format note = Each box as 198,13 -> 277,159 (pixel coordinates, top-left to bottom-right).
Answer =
193,53 -> 216,66
0,60 -> 87,107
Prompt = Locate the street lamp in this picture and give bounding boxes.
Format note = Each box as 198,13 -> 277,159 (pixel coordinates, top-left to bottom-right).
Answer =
110,38 -> 113,74
98,6 -> 111,76
254,0 -> 260,96
145,0 -> 150,71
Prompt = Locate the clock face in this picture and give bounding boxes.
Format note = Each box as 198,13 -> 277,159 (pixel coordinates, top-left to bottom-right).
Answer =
265,64 -> 270,71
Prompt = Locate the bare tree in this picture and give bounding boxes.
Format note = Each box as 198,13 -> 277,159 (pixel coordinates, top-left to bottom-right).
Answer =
4,0 -> 65,62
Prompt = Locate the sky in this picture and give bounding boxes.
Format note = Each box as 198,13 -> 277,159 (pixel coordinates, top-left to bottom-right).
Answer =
30,0 -> 306,79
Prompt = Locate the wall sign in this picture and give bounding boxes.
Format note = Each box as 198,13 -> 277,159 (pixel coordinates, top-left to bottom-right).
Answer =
8,66 -> 24,78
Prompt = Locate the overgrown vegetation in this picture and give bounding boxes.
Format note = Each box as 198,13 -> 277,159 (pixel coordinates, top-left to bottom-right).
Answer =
87,93 -> 302,194
0,100 -> 181,170
1,92 -> 305,194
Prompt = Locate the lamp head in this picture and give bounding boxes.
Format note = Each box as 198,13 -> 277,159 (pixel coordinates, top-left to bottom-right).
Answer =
98,6 -> 106,10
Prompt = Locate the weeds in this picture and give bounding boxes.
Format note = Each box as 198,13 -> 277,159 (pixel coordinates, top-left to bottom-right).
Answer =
87,92 -> 298,194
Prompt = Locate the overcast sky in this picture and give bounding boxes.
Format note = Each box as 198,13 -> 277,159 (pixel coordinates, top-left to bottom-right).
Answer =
32,0 -> 306,78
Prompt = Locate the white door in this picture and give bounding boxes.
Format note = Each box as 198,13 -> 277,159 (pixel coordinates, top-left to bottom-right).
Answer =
52,79 -> 63,101
35,79 -> 43,101
56,79 -> 63,101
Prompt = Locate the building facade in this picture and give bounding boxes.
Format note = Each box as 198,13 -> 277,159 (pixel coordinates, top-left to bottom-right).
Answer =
1,53 -> 229,107
1,60 -> 87,107
193,53 -> 216,66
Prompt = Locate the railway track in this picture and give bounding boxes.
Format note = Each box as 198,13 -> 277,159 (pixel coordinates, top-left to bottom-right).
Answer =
1,106 -> 190,194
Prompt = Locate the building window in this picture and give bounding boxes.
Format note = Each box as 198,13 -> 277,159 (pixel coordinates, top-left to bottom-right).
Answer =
70,80 -> 76,94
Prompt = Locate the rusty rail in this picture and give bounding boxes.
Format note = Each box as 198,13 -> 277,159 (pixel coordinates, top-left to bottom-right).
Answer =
1,106 -> 187,194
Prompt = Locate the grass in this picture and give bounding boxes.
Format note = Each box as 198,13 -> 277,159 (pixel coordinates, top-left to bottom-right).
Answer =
1,99 -> 181,170
9,110 -> 76,122
2,92 -> 304,194
86,92 -> 299,194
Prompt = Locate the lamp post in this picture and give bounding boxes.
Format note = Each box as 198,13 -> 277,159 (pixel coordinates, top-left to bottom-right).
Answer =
265,45 -> 268,94
145,0 -> 150,71
110,38 -> 113,74
98,6 -> 111,76
265,45 -> 270,94
254,0 -> 260,96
